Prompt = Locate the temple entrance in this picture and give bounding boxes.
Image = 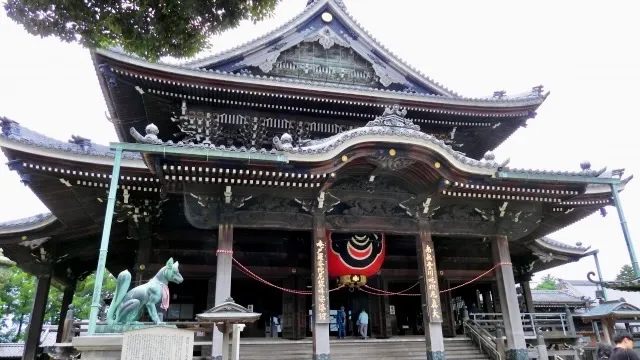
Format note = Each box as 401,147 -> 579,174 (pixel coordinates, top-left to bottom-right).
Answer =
388,281 -> 422,336
327,287 -> 369,337
231,278 -> 284,337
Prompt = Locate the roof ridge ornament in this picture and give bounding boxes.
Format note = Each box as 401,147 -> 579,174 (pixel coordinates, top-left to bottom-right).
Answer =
306,0 -> 347,10
365,105 -> 420,131
68,135 -> 92,151
0,116 -> 21,138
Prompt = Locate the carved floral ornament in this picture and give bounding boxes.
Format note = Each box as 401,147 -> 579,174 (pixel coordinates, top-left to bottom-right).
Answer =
272,105 -> 510,173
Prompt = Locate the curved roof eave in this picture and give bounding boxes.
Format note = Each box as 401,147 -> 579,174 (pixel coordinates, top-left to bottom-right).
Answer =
95,48 -> 547,110
533,237 -> 590,256
0,117 -> 147,169
0,213 -> 58,236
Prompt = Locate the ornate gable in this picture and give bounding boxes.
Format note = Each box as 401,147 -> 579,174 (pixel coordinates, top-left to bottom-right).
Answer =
189,0 -> 454,96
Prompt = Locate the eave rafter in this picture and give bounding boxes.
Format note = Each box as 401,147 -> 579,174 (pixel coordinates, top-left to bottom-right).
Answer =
97,55 -> 543,118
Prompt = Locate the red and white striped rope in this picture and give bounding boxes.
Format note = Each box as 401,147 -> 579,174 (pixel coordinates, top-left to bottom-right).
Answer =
216,249 -> 233,255
232,257 -> 344,295
361,262 -> 512,297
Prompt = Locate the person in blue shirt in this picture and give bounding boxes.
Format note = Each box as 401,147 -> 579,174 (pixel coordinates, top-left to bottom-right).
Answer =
357,309 -> 369,339
336,306 -> 346,339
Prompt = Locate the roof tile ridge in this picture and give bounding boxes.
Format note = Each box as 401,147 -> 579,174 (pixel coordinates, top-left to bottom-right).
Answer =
0,212 -> 55,228
182,1 -> 321,67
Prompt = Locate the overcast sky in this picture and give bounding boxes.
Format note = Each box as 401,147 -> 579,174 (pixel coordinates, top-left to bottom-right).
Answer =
0,0 -> 638,284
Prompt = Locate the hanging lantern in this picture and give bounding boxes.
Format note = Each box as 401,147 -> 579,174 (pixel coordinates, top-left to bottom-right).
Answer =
327,232 -> 385,288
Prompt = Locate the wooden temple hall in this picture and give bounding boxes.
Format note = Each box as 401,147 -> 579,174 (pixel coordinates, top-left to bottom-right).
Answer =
0,0 -> 634,359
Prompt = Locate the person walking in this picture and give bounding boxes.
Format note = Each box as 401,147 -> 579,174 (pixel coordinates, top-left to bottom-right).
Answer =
336,306 -> 346,339
609,333 -> 640,360
357,309 -> 369,339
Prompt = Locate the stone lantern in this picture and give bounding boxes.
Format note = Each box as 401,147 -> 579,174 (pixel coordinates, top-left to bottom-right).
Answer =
196,297 -> 261,360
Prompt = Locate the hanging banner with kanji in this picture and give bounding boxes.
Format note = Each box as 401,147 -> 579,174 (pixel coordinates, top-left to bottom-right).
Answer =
422,241 -> 442,323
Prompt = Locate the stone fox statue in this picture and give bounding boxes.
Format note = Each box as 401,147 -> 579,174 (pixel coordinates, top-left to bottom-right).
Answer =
107,258 -> 184,325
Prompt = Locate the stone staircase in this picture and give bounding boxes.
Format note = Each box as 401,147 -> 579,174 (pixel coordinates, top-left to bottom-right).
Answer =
226,337 -> 491,360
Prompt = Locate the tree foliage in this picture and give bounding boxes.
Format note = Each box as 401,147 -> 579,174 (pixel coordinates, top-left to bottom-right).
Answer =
0,265 -> 117,343
3,0 -> 280,62
535,274 -> 559,290
616,264 -> 637,281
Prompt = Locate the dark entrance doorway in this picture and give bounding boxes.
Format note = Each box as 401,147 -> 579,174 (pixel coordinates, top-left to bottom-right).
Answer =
388,281 -> 422,336
327,288 -> 369,337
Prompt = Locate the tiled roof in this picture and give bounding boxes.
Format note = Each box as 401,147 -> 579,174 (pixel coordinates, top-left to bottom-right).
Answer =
0,213 -> 54,229
579,300 -> 640,318
182,0 -> 460,98
101,0 -> 548,106
586,271 -> 640,292
531,289 -> 590,305
102,47 -> 546,107
536,237 -> 591,254
0,326 -> 58,358
0,116 -> 141,160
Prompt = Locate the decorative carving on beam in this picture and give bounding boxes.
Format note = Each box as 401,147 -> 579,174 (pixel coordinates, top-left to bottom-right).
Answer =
367,155 -> 416,171
18,237 -> 49,250
339,199 -> 407,217
325,215 -> 418,234
171,107 -> 223,145
239,116 -> 268,148
331,176 -> 412,194
303,26 -> 350,50
364,105 -> 420,130
114,193 -> 166,226
233,212 -> 312,230
242,195 -> 303,213
183,193 -> 221,230
431,204 -> 490,222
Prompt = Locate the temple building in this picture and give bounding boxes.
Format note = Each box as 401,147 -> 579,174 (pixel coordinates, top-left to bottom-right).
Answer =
0,0 -> 633,359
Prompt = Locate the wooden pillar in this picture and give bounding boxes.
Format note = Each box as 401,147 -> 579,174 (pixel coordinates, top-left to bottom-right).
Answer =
520,281 -> 535,314
491,283 -> 502,312
417,219 -> 445,360
491,237 -> 526,360
212,222 -> 234,360
22,275 -> 51,360
601,319 -> 613,345
442,280 -> 456,337
56,282 -> 76,343
282,275 -> 306,340
369,276 -> 392,338
312,211 -> 330,359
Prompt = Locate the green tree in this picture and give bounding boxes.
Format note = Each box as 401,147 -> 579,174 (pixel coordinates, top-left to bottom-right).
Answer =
4,0 -> 280,61
0,266 -> 117,343
72,270 -> 117,321
616,264 -> 637,281
0,266 -> 38,342
535,274 -> 558,290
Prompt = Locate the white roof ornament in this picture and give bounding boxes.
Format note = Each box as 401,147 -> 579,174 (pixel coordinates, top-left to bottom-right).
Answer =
0,248 -> 16,268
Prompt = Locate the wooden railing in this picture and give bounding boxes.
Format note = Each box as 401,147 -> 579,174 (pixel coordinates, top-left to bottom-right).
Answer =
469,312 -> 570,336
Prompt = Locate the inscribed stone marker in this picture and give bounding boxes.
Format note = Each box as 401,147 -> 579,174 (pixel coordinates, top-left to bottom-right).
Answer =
121,326 -> 194,360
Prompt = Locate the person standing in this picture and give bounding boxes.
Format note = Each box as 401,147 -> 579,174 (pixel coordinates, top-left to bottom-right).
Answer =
336,306 -> 346,339
357,309 -> 369,339
609,333 -> 640,360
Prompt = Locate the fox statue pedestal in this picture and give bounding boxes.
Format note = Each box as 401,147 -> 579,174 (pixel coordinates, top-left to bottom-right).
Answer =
66,259 -> 191,360
71,326 -> 194,360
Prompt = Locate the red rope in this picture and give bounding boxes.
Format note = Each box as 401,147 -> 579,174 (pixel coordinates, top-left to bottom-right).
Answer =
231,257 -> 344,295
362,262 -> 512,296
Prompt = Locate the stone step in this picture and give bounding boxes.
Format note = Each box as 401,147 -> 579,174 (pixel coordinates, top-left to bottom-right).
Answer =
225,337 -> 492,360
